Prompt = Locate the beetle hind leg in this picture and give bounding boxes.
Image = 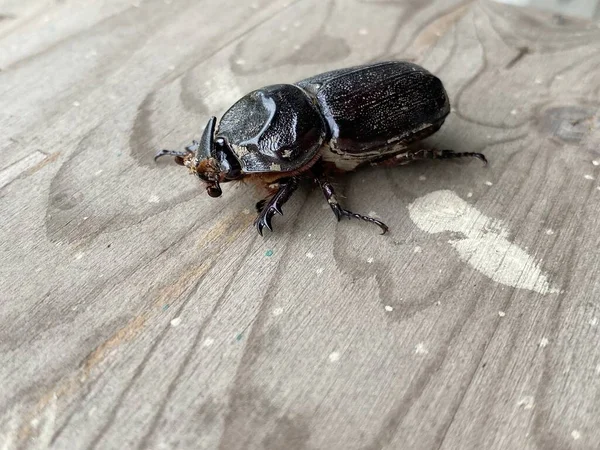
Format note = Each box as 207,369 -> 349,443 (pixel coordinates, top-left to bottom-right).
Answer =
377,149 -> 487,167
254,178 -> 299,235
317,178 -> 389,235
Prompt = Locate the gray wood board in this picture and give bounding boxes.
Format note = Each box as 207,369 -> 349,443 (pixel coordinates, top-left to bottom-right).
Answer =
1,0 -> 600,449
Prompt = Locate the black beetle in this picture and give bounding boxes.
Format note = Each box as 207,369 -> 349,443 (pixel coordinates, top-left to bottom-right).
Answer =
156,61 -> 486,235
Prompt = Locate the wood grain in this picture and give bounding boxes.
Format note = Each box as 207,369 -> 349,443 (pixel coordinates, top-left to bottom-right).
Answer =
1,0 -> 600,449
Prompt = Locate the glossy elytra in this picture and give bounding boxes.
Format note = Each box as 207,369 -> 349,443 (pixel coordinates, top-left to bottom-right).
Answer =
155,61 -> 486,235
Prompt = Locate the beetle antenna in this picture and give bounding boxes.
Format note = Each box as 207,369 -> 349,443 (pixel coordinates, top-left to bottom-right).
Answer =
154,149 -> 192,162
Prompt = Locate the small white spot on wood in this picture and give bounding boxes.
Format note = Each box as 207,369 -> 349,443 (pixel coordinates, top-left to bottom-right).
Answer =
539,337 -> 549,347
414,246 -> 422,253
571,430 -> 581,440
596,364 -> 600,375
584,174 -> 594,180
358,28 -> 368,35
592,160 -> 599,166
517,396 -> 535,410
367,257 -> 374,264
75,253 -> 84,260
306,252 -> 314,259
293,44 -> 301,51
510,109 -> 518,115
272,307 -> 283,316
534,77 -> 542,84
328,351 -> 340,362
467,192 -> 473,198
419,175 -> 427,181
485,181 -> 493,186
235,58 -> 246,66
316,267 -> 324,275
415,343 -> 428,354
242,208 -> 250,215
73,101 -> 80,107
83,216 -> 89,221
384,305 -> 393,312
545,229 -> 554,235
170,317 -> 182,327
94,170 -> 103,176
498,311 -> 506,317
0,151 -> 48,189
590,317 -> 598,326
168,65 -> 175,71
203,338 -> 214,347
148,194 -> 160,203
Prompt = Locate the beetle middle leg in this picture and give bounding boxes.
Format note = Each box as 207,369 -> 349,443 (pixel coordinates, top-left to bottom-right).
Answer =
254,178 -> 299,235
316,178 -> 389,235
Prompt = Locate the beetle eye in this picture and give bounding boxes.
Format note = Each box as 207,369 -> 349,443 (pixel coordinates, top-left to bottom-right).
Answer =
207,186 -> 222,198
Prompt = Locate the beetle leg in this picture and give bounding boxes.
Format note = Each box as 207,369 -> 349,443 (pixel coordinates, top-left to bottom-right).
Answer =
154,149 -> 192,162
317,178 -> 389,235
254,178 -> 299,236
378,149 -> 487,166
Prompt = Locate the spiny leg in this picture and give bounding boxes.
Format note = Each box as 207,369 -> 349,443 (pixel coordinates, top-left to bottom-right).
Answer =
254,178 -> 299,235
376,148 -> 487,167
317,178 -> 389,234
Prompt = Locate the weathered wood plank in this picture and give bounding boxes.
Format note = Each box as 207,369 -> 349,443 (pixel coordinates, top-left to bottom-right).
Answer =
1,0 -> 599,449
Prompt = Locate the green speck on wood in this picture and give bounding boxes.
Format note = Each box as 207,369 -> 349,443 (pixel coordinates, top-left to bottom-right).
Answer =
162,304 -> 170,311
265,250 -> 274,257
236,333 -> 243,341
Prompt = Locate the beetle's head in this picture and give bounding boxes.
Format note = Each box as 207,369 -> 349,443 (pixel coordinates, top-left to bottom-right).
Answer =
155,116 -> 242,198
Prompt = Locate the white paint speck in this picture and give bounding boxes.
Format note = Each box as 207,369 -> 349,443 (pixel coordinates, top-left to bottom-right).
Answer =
272,307 -> 283,316
539,337 -> 549,347
414,246 -> 422,253
485,181 -> 493,186
510,109 -> 518,115
499,311 -> 506,317
517,396 -> 535,410
534,77 -> 542,84
592,160 -> 599,166
293,44 -> 301,51
235,58 -> 246,66
306,252 -> 314,259
584,174 -> 594,180
408,191 -> 559,295
316,267 -> 324,275
590,317 -> 598,326
242,208 -> 250,215
168,65 -> 175,71
419,175 -> 427,181
94,170 -> 103,176
571,430 -> 581,441
367,257 -> 374,264
358,28 -> 368,35
467,192 -> 473,198
415,343 -> 429,355
596,364 -> 600,375
73,101 -> 80,107
75,253 -> 84,260
83,216 -> 89,221
384,305 -> 393,312
148,194 -> 160,203
203,338 -> 214,347
329,351 -> 340,362
170,317 -> 182,327
545,229 -> 554,235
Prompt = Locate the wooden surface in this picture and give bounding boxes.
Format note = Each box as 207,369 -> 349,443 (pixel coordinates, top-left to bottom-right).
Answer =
1,1 -> 600,449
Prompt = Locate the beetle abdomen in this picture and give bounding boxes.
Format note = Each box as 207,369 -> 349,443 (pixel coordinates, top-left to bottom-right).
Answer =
296,61 -> 450,164
216,84 -> 325,174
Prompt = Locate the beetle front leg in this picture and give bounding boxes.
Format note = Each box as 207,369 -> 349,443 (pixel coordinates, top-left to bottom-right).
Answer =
254,178 -> 299,235
316,178 -> 389,235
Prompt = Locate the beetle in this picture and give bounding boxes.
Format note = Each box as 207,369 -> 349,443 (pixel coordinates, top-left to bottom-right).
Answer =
155,61 -> 486,235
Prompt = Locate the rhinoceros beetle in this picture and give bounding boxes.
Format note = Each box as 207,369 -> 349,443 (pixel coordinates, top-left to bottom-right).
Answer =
155,61 -> 486,235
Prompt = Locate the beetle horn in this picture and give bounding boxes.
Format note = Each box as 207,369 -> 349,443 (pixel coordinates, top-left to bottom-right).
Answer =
198,116 -> 217,160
